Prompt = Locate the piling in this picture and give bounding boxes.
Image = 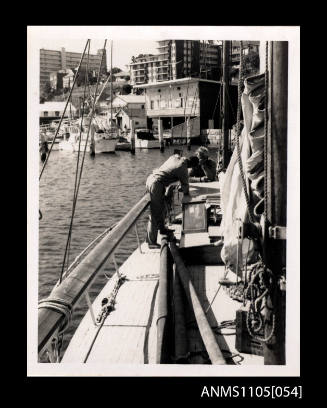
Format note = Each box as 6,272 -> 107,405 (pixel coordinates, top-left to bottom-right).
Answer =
130,119 -> 135,154
158,119 -> 164,152
186,116 -> 191,151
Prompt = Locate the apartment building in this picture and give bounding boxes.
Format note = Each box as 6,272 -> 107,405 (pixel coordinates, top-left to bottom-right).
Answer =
129,40 -> 221,86
40,47 -> 107,90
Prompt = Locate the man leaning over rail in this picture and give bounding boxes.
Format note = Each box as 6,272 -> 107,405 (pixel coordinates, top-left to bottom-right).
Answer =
146,154 -> 199,248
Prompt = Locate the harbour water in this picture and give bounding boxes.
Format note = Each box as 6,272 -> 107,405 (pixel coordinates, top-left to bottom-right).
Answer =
39,145 -> 218,355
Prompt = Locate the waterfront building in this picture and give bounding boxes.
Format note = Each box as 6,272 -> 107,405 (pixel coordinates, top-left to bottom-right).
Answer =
108,94 -> 147,131
129,40 -> 221,86
134,77 -> 237,136
40,47 -> 107,90
39,101 -> 76,124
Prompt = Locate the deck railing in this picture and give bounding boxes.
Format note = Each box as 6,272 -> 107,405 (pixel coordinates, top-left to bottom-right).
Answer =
38,193 -> 151,358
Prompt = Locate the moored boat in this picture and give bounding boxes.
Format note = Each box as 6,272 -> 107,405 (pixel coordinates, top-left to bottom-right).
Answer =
91,129 -> 117,154
37,40 -> 291,369
135,130 -> 160,149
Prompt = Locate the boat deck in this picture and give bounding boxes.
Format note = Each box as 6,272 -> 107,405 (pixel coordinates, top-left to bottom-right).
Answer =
62,242 -> 161,364
185,264 -> 263,365
62,180 -> 263,365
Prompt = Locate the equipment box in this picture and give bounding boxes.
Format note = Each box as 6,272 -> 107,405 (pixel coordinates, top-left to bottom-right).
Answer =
235,308 -> 264,357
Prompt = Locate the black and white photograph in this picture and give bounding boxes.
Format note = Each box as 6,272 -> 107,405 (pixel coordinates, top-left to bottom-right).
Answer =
27,26 -> 300,377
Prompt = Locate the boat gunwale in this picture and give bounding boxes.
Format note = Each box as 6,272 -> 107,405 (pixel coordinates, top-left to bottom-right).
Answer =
38,193 -> 151,356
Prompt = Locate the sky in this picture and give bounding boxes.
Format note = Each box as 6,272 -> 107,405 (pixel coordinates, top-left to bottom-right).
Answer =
29,25 -> 266,73
37,38 -> 158,71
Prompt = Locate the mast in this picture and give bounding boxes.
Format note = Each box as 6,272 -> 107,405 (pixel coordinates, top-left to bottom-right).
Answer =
110,40 -> 113,128
262,41 -> 288,365
222,40 -> 231,169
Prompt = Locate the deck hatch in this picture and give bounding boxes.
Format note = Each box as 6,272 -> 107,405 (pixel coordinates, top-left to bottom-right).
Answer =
182,200 -> 207,233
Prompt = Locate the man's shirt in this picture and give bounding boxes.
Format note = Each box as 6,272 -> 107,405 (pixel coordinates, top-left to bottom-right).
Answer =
152,154 -> 189,193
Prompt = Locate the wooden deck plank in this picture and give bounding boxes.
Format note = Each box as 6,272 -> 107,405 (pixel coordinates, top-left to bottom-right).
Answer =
62,243 -> 161,363
86,327 -> 146,364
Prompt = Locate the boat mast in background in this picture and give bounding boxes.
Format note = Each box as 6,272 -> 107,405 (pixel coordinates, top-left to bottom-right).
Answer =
222,40 -> 231,170
110,40 -> 113,129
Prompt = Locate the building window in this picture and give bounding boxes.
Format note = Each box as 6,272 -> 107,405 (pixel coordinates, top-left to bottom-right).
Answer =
150,100 -> 154,109
141,105 -> 144,109
55,111 -> 59,116
44,111 -> 48,117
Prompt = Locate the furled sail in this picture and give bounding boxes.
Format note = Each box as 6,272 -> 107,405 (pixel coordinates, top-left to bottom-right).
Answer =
220,73 -> 265,273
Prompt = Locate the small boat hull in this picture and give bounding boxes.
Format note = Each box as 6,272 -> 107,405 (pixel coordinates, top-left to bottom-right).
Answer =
93,138 -> 117,154
116,142 -> 131,151
58,140 -> 90,152
135,138 -> 160,149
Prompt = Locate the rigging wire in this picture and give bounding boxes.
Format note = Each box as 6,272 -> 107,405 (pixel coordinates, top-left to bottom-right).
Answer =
59,39 -> 108,284
179,77 -> 191,139
65,41 -> 91,269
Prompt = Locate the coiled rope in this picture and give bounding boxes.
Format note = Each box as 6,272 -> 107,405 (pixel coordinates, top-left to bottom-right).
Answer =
38,297 -> 73,334
244,260 -> 276,343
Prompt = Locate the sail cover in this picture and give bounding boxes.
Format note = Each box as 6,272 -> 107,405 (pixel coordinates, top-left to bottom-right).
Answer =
220,73 -> 265,273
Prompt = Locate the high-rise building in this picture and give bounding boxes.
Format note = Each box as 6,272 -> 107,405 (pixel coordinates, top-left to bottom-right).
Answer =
40,47 -> 107,90
129,40 -> 221,86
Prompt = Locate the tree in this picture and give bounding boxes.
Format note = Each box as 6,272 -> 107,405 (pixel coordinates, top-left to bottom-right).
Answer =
243,51 -> 260,76
40,81 -> 54,101
109,67 -> 122,75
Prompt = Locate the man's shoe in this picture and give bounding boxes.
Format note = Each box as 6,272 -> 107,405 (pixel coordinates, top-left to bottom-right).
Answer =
147,243 -> 161,249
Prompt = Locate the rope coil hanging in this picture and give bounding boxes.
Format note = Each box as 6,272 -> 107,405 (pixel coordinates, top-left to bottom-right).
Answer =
243,260 -> 276,343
